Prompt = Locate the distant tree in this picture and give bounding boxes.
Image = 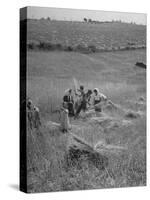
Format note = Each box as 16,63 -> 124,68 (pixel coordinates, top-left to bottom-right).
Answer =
88,19 -> 92,23
47,17 -> 51,21
83,18 -> 87,22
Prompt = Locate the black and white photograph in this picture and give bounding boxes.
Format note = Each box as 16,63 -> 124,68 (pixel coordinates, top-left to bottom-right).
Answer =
20,6 -> 146,193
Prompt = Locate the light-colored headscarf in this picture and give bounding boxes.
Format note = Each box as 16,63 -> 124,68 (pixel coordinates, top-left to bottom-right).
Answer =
93,88 -> 107,101
94,88 -> 99,94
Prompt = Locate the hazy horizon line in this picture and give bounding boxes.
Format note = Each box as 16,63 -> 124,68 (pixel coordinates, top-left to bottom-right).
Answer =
24,17 -> 146,26
20,6 -> 147,25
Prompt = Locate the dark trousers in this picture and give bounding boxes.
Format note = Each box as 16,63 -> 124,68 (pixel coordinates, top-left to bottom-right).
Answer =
94,100 -> 101,112
75,101 -> 87,117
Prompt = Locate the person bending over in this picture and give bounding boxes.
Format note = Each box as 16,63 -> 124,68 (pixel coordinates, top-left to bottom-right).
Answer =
92,88 -> 107,112
75,86 -> 92,118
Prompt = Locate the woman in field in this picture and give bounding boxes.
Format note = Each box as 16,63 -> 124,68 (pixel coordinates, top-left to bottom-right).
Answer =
60,102 -> 71,132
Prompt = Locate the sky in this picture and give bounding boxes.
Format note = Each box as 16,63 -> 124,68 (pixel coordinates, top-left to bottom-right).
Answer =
26,6 -> 146,25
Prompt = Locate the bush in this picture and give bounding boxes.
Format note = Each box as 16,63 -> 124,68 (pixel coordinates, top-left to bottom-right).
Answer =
37,42 -> 54,50
88,45 -> 97,53
55,43 -> 63,50
28,43 -> 34,50
66,46 -> 73,51
27,42 -> 64,51
125,110 -> 140,119
74,44 -> 89,53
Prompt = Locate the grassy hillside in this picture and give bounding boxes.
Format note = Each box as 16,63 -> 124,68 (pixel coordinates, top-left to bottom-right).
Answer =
27,49 -> 146,114
26,19 -> 146,52
27,49 -> 146,192
25,18 -> 146,192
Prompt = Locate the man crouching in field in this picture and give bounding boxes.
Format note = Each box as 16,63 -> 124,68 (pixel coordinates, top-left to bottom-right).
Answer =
91,88 -> 107,112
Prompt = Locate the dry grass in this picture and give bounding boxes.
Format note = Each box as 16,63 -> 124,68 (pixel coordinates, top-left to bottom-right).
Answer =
27,115 -> 146,192
26,87 -> 146,192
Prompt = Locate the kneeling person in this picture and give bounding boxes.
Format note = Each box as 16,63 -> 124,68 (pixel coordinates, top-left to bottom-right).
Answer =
92,88 -> 107,112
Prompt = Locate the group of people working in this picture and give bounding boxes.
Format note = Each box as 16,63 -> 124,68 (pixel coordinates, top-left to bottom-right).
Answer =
62,85 -> 107,118
25,86 -> 107,132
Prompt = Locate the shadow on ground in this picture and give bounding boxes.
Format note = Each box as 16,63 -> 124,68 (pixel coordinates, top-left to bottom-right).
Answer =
9,184 -> 19,191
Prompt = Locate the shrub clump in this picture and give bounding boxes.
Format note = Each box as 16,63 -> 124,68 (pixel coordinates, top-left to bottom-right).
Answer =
38,42 -> 54,50
125,110 -> 140,119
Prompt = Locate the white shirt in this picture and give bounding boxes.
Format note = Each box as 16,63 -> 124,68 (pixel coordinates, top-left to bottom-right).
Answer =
91,92 -> 107,105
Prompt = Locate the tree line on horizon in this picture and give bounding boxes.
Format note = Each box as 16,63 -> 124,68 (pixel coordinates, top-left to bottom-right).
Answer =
25,16 -> 139,25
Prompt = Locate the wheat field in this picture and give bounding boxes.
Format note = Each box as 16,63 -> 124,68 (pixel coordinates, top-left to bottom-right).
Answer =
24,17 -> 147,193
26,48 -> 146,192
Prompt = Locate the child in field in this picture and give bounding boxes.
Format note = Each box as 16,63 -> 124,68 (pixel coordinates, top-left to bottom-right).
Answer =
33,106 -> 41,128
27,98 -> 41,129
27,99 -> 34,129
